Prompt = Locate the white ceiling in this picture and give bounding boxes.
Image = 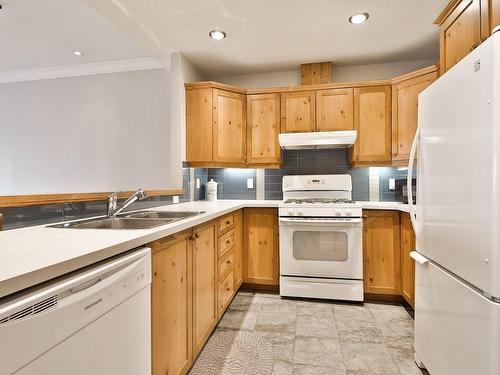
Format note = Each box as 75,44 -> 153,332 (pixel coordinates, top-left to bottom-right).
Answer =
0,0 -> 148,72
1,0 -> 449,76
86,0 -> 449,76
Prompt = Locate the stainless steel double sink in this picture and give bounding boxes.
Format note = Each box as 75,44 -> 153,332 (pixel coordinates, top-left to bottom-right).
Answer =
49,211 -> 205,230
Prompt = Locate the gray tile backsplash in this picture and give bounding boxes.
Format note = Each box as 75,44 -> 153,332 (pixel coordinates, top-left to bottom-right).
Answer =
207,168 -> 256,200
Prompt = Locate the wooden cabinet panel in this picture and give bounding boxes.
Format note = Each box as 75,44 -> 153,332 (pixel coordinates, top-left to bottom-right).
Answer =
316,88 -> 354,131
151,230 -> 193,375
353,86 -> 392,163
213,89 -> 246,163
392,69 -> 438,163
244,208 -> 279,286
439,0 -> 483,74
218,269 -> 235,319
218,212 -> 235,235
218,249 -> 235,279
492,0 -> 500,32
400,213 -> 416,308
192,221 -> 217,357
247,94 -> 281,165
233,210 -> 244,289
363,210 -> 401,295
217,229 -> 236,259
186,88 -> 213,163
280,91 -> 316,133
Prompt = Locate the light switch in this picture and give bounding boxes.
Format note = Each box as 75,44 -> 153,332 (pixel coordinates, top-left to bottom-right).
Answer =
389,179 -> 395,190
172,195 -> 179,204
247,178 -> 254,189
196,178 -> 200,189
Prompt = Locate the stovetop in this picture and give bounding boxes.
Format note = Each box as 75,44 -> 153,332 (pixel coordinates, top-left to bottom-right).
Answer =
283,198 -> 356,204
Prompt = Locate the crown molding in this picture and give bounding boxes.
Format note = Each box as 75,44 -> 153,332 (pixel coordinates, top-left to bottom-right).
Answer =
0,57 -> 164,84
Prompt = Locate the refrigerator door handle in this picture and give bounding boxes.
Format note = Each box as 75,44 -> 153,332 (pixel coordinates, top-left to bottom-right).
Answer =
410,251 -> 429,265
408,126 -> 419,237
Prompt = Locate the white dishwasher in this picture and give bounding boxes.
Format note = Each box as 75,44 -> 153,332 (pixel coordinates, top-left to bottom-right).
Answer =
0,247 -> 151,375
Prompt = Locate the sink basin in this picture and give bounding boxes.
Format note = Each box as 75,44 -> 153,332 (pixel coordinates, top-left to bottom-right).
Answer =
49,217 -> 174,230
120,211 -> 205,220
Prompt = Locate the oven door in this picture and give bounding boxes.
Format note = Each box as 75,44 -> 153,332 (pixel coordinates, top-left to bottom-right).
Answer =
279,217 -> 363,279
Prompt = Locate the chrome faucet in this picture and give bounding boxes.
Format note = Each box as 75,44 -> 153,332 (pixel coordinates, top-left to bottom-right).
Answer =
107,189 -> 148,217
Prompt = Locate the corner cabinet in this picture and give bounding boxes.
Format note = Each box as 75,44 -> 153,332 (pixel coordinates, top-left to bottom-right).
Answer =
280,91 -> 316,133
391,67 -> 438,163
351,86 -> 392,165
151,230 -> 193,375
362,210 -> 401,295
246,94 -> 281,166
243,208 -> 279,287
400,212 -> 416,308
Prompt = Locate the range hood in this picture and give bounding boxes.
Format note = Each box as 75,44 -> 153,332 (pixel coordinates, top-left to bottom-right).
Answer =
278,130 -> 357,150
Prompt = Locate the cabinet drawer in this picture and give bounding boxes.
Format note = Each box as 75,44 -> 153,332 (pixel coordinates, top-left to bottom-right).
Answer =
218,213 -> 235,235
217,229 -> 236,258
218,249 -> 235,279
218,269 -> 235,319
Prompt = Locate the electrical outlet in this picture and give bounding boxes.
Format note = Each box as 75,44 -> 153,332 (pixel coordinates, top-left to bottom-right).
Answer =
196,178 -> 200,189
172,195 -> 179,204
247,178 -> 254,189
389,179 -> 396,190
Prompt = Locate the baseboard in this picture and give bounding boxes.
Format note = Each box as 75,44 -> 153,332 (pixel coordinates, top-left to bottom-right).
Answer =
240,283 -> 279,293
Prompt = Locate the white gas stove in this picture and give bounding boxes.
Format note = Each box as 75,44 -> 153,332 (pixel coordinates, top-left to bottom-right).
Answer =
279,174 -> 364,302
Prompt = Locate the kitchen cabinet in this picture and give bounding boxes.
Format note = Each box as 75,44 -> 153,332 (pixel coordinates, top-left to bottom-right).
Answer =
352,86 -> 392,164
246,94 -> 281,166
492,0 -> 500,32
435,0 -> 490,75
280,91 -> 316,133
233,210 -> 244,289
243,208 -> 279,286
362,210 -> 401,295
391,67 -> 438,163
316,88 -> 354,131
400,212 -> 416,308
151,230 -> 193,375
191,221 -> 217,357
186,87 -> 213,163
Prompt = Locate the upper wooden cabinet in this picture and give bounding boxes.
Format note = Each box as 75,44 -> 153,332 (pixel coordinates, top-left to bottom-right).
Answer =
151,230 -> 193,375
435,0 -> 491,75
246,94 -> 281,165
243,208 -> 279,286
363,210 -> 401,295
280,91 -> 316,133
213,89 -> 246,163
352,86 -> 392,164
316,88 -> 354,131
391,67 -> 438,163
186,88 -> 213,163
492,0 -> 500,31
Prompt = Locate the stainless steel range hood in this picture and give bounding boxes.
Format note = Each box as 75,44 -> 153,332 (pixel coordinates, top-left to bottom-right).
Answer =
278,130 -> 357,150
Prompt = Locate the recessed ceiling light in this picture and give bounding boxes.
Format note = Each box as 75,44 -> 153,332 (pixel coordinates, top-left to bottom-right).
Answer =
209,30 -> 226,40
72,51 -> 84,56
349,12 -> 369,24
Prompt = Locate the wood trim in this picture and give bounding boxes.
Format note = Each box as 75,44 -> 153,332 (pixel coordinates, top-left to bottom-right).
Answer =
0,213 -> 3,231
185,81 -> 247,95
481,0 -> 491,38
390,65 -> 439,84
434,0 -> 462,25
0,189 -> 185,208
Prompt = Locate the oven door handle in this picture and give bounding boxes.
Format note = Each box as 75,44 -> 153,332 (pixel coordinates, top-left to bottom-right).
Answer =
279,218 -> 362,225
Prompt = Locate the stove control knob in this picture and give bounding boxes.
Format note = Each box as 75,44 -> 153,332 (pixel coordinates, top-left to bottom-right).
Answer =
345,210 -> 352,216
297,209 -> 304,216
288,209 -> 295,216
335,210 -> 342,216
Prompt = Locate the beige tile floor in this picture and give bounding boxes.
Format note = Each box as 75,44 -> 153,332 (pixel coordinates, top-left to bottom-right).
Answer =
196,291 -> 428,375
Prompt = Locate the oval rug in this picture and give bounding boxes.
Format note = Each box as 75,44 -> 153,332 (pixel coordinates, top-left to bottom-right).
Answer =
190,330 -> 274,375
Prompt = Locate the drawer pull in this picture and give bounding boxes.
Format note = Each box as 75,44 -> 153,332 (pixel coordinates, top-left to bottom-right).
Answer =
226,240 -> 231,245
226,220 -> 231,226
226,260 -> 231,265
226,287 -> 231,292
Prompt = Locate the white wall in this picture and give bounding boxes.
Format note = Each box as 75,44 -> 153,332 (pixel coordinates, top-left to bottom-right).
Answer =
209,59 -> 436,88
0,68 -> 175,195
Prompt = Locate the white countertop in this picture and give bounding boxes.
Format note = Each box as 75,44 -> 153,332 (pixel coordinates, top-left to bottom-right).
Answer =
0,199 -> 409,299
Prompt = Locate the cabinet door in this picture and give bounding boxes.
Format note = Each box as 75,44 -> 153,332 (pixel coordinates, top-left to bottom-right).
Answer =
392,70 -> 437,162
247,94 -> 281,165
492,0 -> 500,33
353,86 -> 392,163
363,210 -> 401,295
233,210 -> 244,289
192,221 -> 217,357
439,0 -> 483,74
186,88 -> 213,163
244,208 -> 279,286
280,91 -> 316,133
316,88 -> 354,131
400,213 -> 416,308
151,230 -> 193,375
213,89 -> 246,163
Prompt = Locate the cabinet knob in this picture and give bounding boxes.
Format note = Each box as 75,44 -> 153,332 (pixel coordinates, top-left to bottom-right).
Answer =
226,260 -> 231,265
226,220 -> 231,225
226,240 -> 231,245
195,232 -> 200,238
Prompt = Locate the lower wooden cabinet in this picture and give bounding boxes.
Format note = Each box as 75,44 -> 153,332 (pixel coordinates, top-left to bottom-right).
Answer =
362,210 -> 401,295
400,212 -> 416,308
243,208 -> 279,286
151,230 -> 193,375
218,269 -> 235,319
233,210 -> 244,289
192,221 -> 217,358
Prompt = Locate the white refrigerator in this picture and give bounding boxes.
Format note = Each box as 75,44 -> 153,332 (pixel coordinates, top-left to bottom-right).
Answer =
407,29 -> 500,375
